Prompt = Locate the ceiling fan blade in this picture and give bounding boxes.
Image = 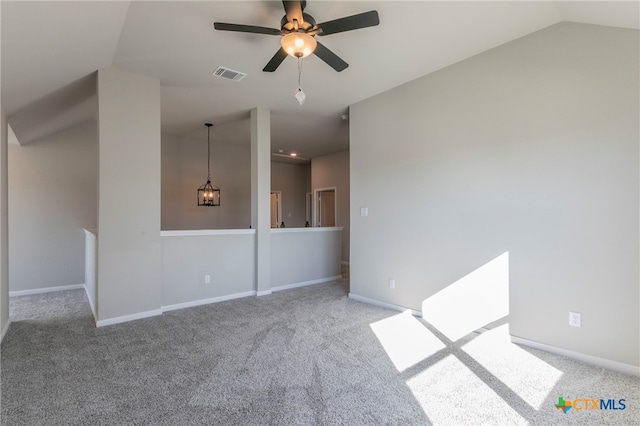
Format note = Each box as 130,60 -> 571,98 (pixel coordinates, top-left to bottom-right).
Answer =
214,22 -> 282,36
282,1 -> 304,25
263,48 -> 288,72
317,10 -> 379,36
313,41 -> 348,72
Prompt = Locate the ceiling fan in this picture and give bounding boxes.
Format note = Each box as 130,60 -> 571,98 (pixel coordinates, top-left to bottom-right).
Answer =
214,0 -> 380,72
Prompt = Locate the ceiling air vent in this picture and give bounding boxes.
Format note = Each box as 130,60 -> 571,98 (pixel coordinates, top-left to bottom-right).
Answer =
212,66 -> 247,82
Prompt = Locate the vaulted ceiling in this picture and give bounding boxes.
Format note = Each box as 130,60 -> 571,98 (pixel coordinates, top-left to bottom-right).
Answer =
2,1 -> 638,157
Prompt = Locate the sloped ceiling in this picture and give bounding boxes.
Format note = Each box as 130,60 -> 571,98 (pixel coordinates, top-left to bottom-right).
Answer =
2,1 -> 638,156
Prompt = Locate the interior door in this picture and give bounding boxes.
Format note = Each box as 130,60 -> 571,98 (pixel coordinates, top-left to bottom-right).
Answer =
317,189 -> 336,227
270,192 -> 281,228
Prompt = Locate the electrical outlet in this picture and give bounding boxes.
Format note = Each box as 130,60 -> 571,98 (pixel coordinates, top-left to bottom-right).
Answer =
569,311 -> 581,328
360,207 -> 368,217
389,278 -> 395,289
204,275 -> 211,284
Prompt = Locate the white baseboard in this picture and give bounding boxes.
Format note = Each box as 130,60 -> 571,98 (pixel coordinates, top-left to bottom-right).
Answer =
162,291 -> 256,312
256,290 -> 272,297
1,319 -> 10,342
272,275 -> 342,292
10,284 -> 85,298
340,261 -> 350,266
511,335 -> 640,378
348,293 -> 422,317
96,309 -> 163,328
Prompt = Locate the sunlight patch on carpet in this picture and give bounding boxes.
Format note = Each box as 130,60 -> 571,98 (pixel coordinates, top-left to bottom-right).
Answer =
462,324 -> 563,409
370,310 -> 446,372
406,354 -> 528,425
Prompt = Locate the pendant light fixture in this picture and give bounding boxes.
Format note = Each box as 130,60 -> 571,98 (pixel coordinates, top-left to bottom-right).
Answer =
197,123 -> 220,207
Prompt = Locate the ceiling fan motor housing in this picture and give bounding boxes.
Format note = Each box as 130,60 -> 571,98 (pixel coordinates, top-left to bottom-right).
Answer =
281,13 -> 316,32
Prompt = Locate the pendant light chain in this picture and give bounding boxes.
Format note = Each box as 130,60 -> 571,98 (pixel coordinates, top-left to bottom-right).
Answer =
207,124 -> 211,181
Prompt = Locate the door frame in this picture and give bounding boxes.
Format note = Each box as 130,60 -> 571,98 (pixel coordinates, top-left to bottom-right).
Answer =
305,192 -> 312,226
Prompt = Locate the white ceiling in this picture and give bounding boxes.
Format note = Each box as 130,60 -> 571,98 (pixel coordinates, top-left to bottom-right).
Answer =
2,1 -> 638,157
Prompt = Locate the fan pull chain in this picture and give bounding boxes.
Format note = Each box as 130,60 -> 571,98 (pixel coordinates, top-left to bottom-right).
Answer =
294,57 -> 306,105
297,56 -> 303,90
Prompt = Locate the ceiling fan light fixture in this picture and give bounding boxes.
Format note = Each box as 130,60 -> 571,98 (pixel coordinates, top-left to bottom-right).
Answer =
281,32 -> 317,58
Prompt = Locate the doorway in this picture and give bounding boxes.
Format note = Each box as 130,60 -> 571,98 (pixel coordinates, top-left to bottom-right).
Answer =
314,187 -> 336,227
270,191 -> 282,228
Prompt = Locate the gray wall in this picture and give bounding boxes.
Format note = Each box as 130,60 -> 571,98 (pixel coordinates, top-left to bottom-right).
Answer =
162,232 -> 255,307
350,23 -> 639,367
271,161 -> 310,228
251,108 -> 272,294
161,133 -> 251,230
1,108 -> 9,340
161,136 -> 312,231
161,228 -> 341,307
8,122 -> 97,291
311,150 -> 350,262
97,67 -> 162,322
84,229 -> 97,318
271,228 -> 342,288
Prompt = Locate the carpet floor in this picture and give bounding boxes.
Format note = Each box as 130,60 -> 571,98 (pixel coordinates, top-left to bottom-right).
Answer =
1,282 -> 638,425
